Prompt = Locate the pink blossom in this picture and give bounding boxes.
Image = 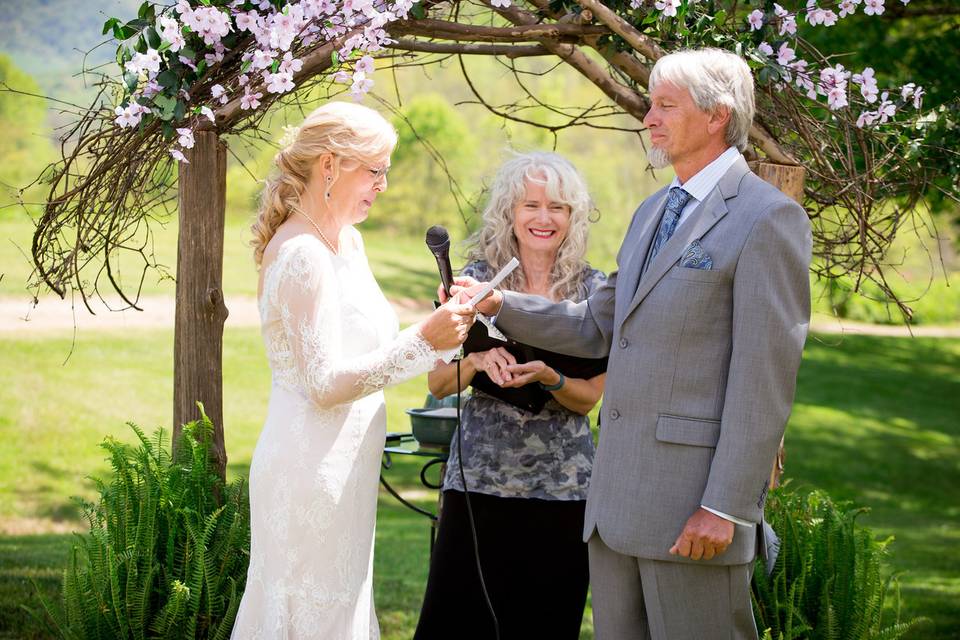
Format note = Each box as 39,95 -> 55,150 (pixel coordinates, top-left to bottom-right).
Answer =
655,0 -> 681,17
853,68 -> 878,103
170,148 -> 189,164
234,10 -> 260,32
141,79 -> 161,98
159,16 -> 185,52
251,48 -> 274,70
355,55 -> 375,75
200,106 -> 216,123
126,49 -> 162,76
877,93 -> 896,122
826,85 -> 848,110
333,70 -> 352,84
747,9 -> 764,30
114,102 -> 150,128
240,87 -> 263,110
393,0 -> 416,17
863,0 -> 885,15
900,82 -> 916,100
911,86 -> 924,109
350,71 -> 374,99
238,74 -> 250,87
806,0 -> 826,26
821,9 -> 838,25
176,127 -> 195,149
279,52 -> 304,75
856,110 -> 878,128
779,15 -> 797,35
838,0 -> 858,18
178,55 -> 198,72
777,42 -> 796,66
265,71 -> 295,94
773,3 -> 789,17
757,42 -> 774,58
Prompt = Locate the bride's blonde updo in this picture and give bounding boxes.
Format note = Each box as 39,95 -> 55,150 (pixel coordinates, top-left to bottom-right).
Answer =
251,102 -> 398,266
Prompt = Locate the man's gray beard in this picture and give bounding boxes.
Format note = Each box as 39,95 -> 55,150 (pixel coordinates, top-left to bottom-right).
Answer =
647,146 -> 671,169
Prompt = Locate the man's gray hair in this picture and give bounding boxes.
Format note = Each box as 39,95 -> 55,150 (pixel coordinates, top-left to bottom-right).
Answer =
649,48 -> 755,151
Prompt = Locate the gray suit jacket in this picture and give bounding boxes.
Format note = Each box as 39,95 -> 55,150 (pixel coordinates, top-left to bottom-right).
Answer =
496,157 -> 812,566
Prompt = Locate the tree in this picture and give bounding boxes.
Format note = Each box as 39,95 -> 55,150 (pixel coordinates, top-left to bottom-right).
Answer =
0,55 -> 53,211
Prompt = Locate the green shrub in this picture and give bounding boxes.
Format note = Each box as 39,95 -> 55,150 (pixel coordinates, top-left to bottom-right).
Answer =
25,411 -> 250,639
753,487 -> 927,640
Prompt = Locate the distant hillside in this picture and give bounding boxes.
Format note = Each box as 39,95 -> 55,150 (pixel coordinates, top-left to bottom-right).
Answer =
0,0 -> 139,110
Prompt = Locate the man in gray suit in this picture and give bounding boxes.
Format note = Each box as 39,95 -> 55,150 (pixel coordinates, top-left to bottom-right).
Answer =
450,48 -> 812,638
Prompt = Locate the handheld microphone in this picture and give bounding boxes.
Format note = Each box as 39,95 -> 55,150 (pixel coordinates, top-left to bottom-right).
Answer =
425,225 -> 454,298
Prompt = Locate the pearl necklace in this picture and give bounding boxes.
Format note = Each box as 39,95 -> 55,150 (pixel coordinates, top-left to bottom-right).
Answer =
296,211 -> 339,255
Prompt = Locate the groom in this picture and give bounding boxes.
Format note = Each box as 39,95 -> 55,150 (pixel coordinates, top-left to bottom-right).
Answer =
454,48 -> 811,638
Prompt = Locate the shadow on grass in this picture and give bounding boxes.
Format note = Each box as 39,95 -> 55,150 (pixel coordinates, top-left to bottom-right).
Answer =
787,334 -> 960,639
0,534 -> 72,639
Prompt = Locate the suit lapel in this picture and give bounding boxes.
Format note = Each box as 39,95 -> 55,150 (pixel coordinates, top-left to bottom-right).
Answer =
616,190 -> 668,325
621,158 -> 749,322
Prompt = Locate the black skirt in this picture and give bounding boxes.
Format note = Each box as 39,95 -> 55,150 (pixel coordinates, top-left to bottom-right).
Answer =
414,490 -> 590,640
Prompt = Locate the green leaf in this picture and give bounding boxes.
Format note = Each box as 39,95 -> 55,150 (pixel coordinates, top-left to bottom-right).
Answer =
157,70 -> 178,90
410,2 -> 426,19
103,17 -> 121,36
145,27 -> 161,50
134,34 -> 147,54
241,59 -> 252,73
114,23 -> 136,41
270,59 -> 280,73
124,72 -> 139,93
331,50 -> 339,67
714,9 -> 727,24
173,100 -> 186,123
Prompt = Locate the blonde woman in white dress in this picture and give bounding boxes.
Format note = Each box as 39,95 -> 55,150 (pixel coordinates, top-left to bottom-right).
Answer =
232,102 -> 475,639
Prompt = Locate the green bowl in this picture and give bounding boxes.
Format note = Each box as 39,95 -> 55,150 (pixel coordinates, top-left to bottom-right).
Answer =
406,407 -> 458,447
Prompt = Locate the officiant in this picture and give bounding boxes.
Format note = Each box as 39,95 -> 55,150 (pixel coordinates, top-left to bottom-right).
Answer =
413,152 -> 607,640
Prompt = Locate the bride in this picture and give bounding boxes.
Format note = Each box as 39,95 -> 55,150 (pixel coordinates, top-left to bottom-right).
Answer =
232,102 -> 475,639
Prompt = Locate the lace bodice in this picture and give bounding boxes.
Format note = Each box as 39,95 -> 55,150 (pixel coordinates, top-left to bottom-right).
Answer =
258,231 -> 437,407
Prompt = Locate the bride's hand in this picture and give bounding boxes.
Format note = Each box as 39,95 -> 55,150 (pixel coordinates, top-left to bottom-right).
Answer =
419,296 -> 476,350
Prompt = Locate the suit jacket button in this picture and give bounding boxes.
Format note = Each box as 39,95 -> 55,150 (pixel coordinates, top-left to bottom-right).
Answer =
619,338 -> 629,349
610,409 -> 620,420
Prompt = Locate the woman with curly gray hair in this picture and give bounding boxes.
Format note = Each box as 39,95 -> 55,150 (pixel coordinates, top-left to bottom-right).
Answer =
414,152 -> 606,640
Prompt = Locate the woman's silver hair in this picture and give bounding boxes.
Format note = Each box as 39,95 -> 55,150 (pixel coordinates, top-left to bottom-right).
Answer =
649,48 -> 755,151
464,151 -> 595,301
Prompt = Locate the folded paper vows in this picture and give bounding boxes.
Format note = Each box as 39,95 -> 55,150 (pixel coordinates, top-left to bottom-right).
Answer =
439,257 -> 520,364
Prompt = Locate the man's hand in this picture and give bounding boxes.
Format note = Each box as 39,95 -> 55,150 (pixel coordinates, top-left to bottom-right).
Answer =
440,277 -> 503,316
669,508 -> 735,561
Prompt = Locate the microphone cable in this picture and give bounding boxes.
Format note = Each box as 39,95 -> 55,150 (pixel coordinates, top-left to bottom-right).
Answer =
453,355 -> 501,640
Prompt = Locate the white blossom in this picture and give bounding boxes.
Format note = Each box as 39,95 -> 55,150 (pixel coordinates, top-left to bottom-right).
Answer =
176,127 -> 195,149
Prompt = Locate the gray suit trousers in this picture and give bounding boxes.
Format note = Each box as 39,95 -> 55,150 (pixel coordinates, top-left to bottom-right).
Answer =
588,532 -> 758,640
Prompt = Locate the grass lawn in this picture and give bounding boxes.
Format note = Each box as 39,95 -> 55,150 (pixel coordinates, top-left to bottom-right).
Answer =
1,329 -> 957,638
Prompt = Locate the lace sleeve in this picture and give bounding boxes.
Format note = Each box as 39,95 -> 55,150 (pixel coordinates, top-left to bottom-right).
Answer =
271,239 -> 438,408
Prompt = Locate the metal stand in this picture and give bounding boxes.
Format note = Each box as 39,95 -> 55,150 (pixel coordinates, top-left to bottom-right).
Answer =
381,432 -> 449,554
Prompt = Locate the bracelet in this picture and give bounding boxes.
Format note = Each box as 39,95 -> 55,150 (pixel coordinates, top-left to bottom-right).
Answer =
538,371 -> 565,392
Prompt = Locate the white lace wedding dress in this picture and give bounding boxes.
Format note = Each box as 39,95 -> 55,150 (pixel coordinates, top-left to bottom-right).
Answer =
231,229 -> 438,639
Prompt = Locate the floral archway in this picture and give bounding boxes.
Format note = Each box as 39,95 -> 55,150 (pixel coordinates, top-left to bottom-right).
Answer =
30,0 -> 948,478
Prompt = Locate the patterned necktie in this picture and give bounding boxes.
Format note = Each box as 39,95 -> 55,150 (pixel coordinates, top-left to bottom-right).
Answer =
645,186 -> 691,271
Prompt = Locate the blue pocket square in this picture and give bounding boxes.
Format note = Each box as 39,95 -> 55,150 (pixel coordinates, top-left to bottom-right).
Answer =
680,240 -> 713,270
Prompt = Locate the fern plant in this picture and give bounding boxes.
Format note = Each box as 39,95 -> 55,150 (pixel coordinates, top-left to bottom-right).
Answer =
26,409 -> 250,639
752,486 -> 927,640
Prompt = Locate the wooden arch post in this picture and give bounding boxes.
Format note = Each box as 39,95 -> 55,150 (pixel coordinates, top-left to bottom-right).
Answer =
756,161 -> 806,490
173,129 -> 230,481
